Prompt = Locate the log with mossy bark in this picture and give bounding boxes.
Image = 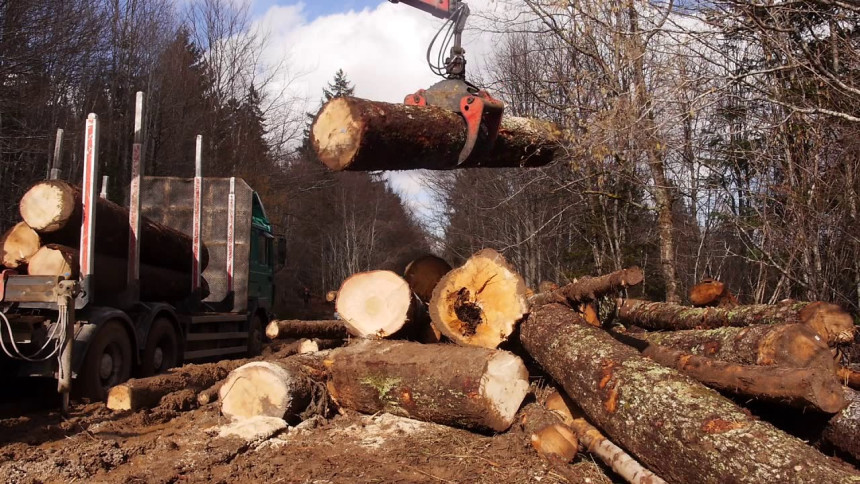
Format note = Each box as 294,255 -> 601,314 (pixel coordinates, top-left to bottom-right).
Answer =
614,332 -> 846,413
617,299 -> 855,345
822,388 -> 860,462
521,303 -> 860,483
624,323 -> 834,369
19,180 -> 208,273
529,266 -> 644,309
326,340 -> 529,432
265,319 -> 349,341
310,97 -> 561,171
0,222 -> 40,269
429,248 -> 528,348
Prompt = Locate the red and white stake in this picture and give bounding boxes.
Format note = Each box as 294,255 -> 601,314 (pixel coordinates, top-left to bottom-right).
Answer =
192,135 -> 203,292
79,114 -> 99,296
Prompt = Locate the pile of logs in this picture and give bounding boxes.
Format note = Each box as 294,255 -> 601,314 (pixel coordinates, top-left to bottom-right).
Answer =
105,249 -> 860,483
0,180 -> 207,302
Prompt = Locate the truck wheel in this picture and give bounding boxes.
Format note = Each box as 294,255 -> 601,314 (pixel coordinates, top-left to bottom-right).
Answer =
140,318 -> 179,377
247,314 -> 264,357
77,321 -> 132,401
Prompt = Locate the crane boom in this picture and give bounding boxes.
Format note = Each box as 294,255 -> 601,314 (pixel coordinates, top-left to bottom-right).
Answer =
388,0 -> 459,19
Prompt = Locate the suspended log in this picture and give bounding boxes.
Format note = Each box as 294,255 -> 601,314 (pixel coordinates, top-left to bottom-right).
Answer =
529,266 -> 644,309
310,97 -> 560,171
617,299 -> 855,345
545,391 -> 667,484
27,244 -> 79,280
626,323 -> 834,369
19,180 -> 208,273
689,278 -> 738,308
521,303 -> 860,483
821,388 -> 860,462
614,332 -> 846,413
403,254 -> 452,303
327,340 -> 529,432
0,222 -> 40,269
265,319 -> 348,341
335,270 -> 413,338
429,248 -> 528,348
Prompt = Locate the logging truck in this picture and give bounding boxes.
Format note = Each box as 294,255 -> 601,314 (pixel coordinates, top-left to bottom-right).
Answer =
0,102 -> 285,406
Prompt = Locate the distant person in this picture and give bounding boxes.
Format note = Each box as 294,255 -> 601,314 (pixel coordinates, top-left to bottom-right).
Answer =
302,287 -> 311,307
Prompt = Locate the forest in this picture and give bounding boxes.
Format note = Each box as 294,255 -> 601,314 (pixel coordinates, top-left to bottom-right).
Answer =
1,0 -> 859,315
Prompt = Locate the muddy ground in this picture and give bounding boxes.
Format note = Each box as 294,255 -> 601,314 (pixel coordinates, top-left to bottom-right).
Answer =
0,376 -> 613,484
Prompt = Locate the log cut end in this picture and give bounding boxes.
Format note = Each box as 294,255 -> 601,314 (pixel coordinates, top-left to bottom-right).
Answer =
403,254 -> 452,303
429,249 -> 527,348
106,386 -> 133,411
481,351 -> 530,430
19,181 -> 76,233
264,320 -> 280,340
799,302 -> 855,345
336,270 -> 412,338
0,222 -> 40,268
311,97 -> 362,171
27,244 -> 79,279
220,361 -> 310,420
531,424 -> 579,463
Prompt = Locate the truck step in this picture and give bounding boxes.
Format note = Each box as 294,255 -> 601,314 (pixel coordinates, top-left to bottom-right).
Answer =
186,331 -> 248,342
184,345 -> 248,360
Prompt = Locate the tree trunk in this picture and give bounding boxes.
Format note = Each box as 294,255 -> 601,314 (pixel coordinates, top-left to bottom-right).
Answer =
617,333 -> 847,413
27,244 -> 79,279
335,270 -> 412,338
822,388 -> 860,462
521,303 -> 860,483
618,299 -> 855,345
529,266 -> 643,308
0,222 -> 40,268
19,180 -> 208,273
689,279 -> 738,308
327,340 -> 529,432
265,319 -> 348,340
403,254 -> 452,303
624,323 -> 834,368
310,97 -> 560,171
429,248 -> 528,348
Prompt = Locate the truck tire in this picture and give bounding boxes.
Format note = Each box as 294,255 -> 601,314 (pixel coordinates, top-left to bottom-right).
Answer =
247,313 -> 264,357
76,321 -> 132,401
140,318 -> 179,377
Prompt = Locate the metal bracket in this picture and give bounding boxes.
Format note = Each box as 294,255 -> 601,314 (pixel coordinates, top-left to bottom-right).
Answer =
0,269 -> 17,302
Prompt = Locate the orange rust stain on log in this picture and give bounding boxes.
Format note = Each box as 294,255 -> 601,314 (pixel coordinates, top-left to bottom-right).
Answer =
703,341 -> 720,356
400,390 -> 414,407
701,418 -> 746,434
604,388 -> 619,413
679,354 -> 693,369
599,360 -> 617,389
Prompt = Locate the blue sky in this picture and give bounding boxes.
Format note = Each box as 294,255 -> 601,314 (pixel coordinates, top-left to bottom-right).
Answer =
252,0 -> 381,19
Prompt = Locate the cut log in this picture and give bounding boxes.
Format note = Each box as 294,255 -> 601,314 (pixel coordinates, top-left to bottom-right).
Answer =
822,388 -> 860,462
626,323 -> 833,369
403,254 -> 452,303
325,290 -> 338,303
0,222 -> 40,269
197,380 -> 225,406
530,266 -> 644,309
838,367 -> 860,390
531,424 -> 579,463
544,390 -> 667,484
219,360 -> 317,421
310,97 -> 560,171
326,340 -> 529,432
689,278 -> 738,308
521,303 -> 860,483
19,180 -> 208,273
429,248 -> 527,348
614,332 -> 847,413
27,244 -> 79,279
265,319 -> 348,341
617,299 -> 855,345
335,270 -> 412,338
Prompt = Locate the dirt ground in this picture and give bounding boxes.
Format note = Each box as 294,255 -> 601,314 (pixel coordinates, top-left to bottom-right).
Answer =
0,375 -> 614,484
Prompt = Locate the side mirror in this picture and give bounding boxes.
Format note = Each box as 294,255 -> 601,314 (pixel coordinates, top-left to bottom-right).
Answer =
275,235 -> 286,271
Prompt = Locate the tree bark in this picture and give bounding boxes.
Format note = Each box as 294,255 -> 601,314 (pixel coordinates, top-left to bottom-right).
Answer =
0,222 -> 40,268
618,333 -> 847,413
689,279 -> 738,308
617,299 -> 855,345
27,244 -> 79,279
429,248 -> 528,348
624,323 -> 834,368
335,270 -> 413,338
822,388 -> 860,462
529,266 -> 644,308
403,254 -> 452,303
521,303 -> 860,483
327,340 -> 529,432
265,320 -> 348,341
310,97 -> 560,171
19,180 -> 208,273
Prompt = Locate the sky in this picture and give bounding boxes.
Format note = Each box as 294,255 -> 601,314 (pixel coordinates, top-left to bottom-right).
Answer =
248,0 -> 506,220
